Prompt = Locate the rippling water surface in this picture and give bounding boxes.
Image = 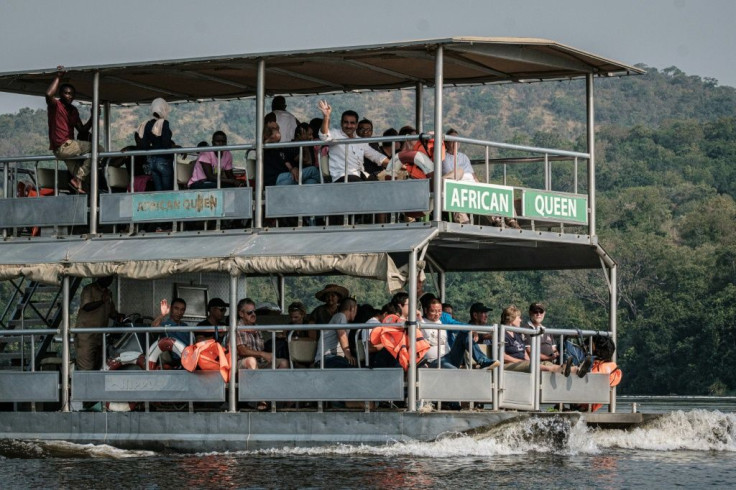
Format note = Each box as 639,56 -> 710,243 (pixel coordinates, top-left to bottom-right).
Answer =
1,400 -> 736,488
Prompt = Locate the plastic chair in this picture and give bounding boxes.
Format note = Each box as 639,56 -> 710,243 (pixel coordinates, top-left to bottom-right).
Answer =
287,334 -> 318,368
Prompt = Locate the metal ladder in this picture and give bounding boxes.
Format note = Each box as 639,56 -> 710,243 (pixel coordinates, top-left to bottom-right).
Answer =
0,277 -> 83,370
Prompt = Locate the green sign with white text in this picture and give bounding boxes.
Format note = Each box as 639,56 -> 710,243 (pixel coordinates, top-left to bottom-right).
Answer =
521,190 -> 588,224
443,180 -> 514,217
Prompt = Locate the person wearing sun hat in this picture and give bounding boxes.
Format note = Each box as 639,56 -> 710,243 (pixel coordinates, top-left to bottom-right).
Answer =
309,284 -> 349,324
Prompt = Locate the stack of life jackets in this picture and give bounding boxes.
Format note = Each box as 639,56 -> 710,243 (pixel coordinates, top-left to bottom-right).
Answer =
369,314 -> 431,371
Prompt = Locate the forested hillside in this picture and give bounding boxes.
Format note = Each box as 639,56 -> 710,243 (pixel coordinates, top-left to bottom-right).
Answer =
1,65 -> 735,395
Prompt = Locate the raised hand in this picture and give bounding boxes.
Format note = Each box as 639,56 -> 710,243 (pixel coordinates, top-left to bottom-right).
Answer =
159,298 -> 170,317
317,99 -> 331,117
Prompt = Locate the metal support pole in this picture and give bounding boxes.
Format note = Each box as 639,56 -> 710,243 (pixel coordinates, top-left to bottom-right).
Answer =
255,60 -> 265,228
492,325 -> 499,410
544,153 -> 550,191
103,102 -> 112,151
574,157 -> 579,194
228,274 -> 238,413
415,82 -> 423,132
609,264 -> 618,413
438,270 -> 446,303
61,276 -> 70,412
432,46 -> 444,222
407,249 -> 418,411
278,275 -> 286,312
586,73 -> 596,237
90,71 -> 100,235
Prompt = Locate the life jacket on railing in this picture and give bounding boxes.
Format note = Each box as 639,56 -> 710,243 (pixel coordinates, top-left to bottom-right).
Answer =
181,339 -> 231,382
396,134 -> 445,179
575,360 -> 622,412
369,314 -> 430,371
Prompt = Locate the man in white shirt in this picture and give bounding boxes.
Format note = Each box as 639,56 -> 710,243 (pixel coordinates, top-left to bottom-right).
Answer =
270,96 -> 299,142
317,99 -> 389,181
420,298 -> 456,369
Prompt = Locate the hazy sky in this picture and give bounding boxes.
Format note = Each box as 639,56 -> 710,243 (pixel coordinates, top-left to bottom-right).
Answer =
1,0 -> 733,114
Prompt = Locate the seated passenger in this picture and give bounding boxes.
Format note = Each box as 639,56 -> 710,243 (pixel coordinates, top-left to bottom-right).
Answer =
188,131 -> 243,189
525,302 -> 561,365
316,100 -> 389,182
269,95 -> 299,143
151,297 -> 191,347
502,305 -> 587,376
287,301 -> 315,339
263,122 -> 321,186
196,298 -> 228,344
309,284 -> 349,325
235,298 -> 288,370
313,297 -> 358,368
420,298 -> 456,369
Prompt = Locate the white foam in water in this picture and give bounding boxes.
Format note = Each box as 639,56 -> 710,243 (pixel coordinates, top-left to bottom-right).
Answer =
213,415 -> 599,458
38,440 -> 157,458
592,409 -> 736,452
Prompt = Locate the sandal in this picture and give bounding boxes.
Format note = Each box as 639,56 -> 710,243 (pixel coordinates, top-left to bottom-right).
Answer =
257,401 -> 268,411
562,357 -> 573,377
69,178 -> 86,194
577,355 -> 593,378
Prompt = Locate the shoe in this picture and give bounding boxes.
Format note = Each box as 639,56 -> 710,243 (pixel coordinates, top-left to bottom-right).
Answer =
577,355 -> 593,378
563,357 -> 573,377
257,401 -> 268,411
484,360 -> 501,370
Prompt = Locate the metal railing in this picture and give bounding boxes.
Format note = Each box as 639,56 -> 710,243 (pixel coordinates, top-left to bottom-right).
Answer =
1,133 -> 592,236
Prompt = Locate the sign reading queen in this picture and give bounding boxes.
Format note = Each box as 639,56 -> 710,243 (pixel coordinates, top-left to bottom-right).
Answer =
443,180 -> 514,217
522,190 -> 588,225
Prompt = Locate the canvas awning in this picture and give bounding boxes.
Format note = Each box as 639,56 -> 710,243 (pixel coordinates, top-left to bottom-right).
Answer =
0,227 -> 438,290
0,37 -> 643,104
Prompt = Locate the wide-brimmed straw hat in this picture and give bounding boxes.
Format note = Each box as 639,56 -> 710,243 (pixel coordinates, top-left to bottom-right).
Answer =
315,284 -> 349,302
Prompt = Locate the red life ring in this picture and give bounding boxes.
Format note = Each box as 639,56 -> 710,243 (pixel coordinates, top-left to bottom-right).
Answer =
137,337 -> 188,370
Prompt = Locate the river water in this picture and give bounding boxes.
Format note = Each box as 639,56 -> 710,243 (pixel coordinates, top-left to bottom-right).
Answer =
1,398 -> 735,489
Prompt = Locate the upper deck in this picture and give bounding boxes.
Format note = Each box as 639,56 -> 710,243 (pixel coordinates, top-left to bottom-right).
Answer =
0,37 -> 639,280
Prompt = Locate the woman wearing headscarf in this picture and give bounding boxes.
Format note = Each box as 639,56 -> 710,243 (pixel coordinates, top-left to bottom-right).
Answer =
136,97 -> 175,191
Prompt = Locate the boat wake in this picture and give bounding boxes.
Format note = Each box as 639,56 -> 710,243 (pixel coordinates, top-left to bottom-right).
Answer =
592,409 -> 736,452
0,439 -> 156,459
247,410 -> 736,457
2,410 -> 734,459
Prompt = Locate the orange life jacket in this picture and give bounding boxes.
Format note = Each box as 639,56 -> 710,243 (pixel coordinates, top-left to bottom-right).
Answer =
370,314 -> 430,371
397,136 -> 445,179
181,339 -> 231,382
586,360 -> 622,412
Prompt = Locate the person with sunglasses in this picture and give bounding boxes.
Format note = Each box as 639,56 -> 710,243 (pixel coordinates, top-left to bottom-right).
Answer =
196,298 -> 229,343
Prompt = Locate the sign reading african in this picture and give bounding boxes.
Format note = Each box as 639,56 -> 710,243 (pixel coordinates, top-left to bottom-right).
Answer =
521,190 -> 588,224
132,190 -> 224,221
443,180 -> 514,217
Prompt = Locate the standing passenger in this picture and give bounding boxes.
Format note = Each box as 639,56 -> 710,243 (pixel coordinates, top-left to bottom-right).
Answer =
75,276 -> 118,371
44,66 -> 94,194
137,98 -> 175,191
270,96 -> 299,143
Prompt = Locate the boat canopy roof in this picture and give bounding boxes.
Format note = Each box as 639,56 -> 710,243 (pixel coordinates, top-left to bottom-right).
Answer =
0,37 -> 643,104
0,225 -> 611,286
